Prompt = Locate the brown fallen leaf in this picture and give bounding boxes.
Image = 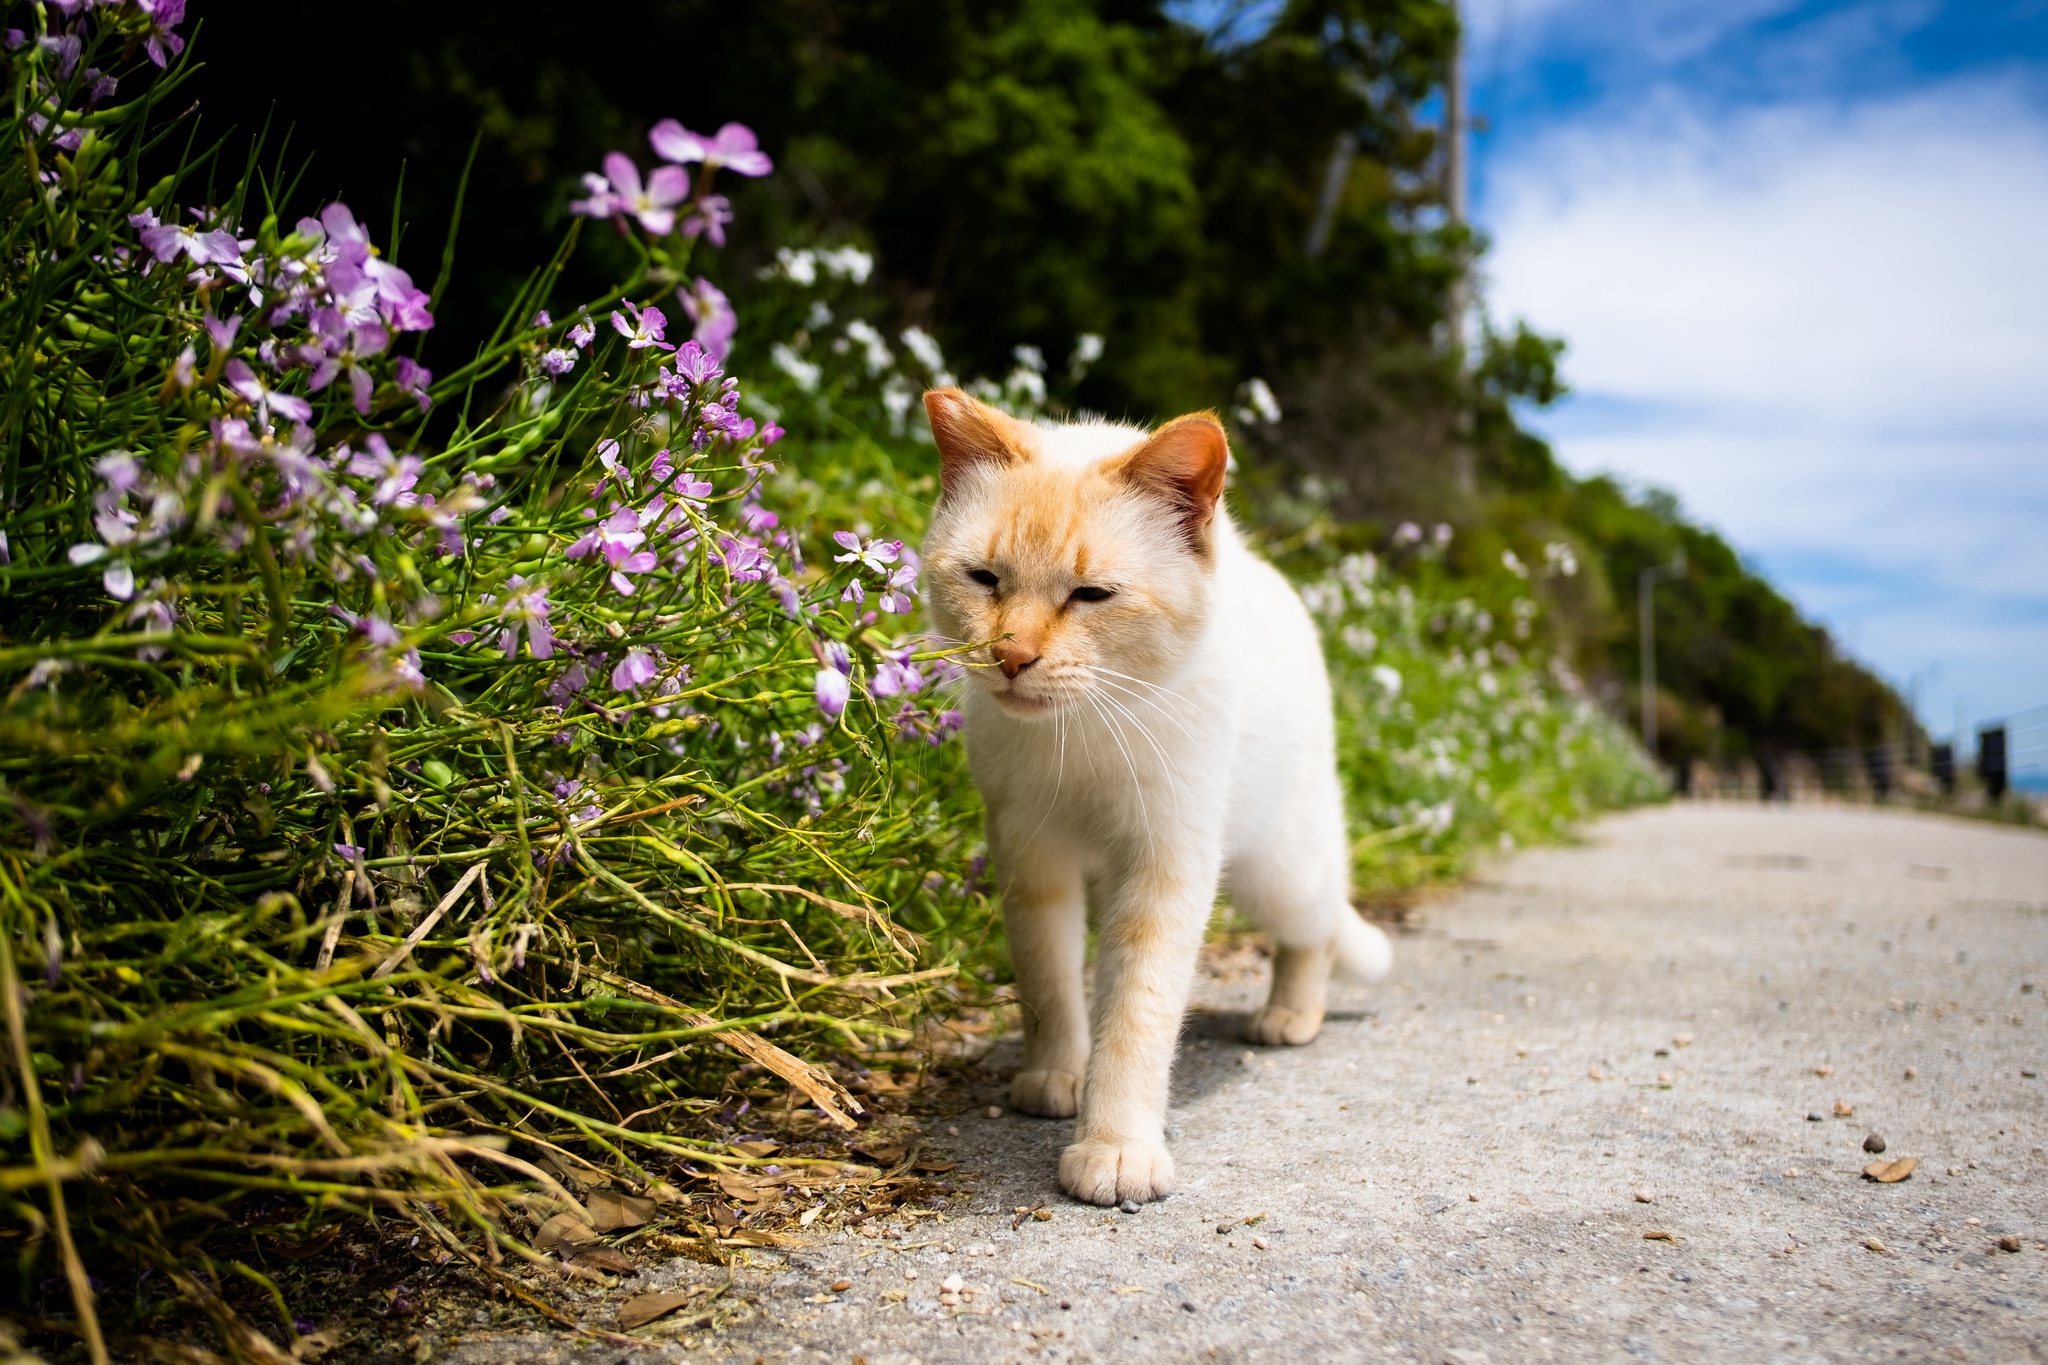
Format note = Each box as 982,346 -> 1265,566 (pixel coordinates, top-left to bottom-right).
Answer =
852,1140 -> 909,1165
618,1292 -> 697,1331
291,1330 -> 342,1362
533,1210 -> 597,1251
915,1158 -> 957,1173
1643,1230 -> 1678,1243
565,1243 -> 636,1274
713,1171 -> 774,1204
586,1189 -> 657,1231
731,1139 -> 782,1158
1862,1156 -> 1919,1184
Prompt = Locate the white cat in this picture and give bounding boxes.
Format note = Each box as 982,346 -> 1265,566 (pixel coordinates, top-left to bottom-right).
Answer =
919,388 -> 1392,1206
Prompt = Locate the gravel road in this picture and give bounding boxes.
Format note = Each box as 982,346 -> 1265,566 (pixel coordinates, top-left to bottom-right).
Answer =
447,803 -> 2048,1364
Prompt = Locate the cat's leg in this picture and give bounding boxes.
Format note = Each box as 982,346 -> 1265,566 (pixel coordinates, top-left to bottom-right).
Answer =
1059,855 -> 1214,1205
1001,854 -> 1090,1118
1229,781 -> 1348,1046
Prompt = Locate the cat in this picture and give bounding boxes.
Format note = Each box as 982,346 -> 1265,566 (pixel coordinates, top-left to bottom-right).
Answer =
918,387 -> 1392,1207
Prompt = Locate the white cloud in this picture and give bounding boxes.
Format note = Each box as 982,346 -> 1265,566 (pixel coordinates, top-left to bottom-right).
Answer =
1481,76 -> 2048,727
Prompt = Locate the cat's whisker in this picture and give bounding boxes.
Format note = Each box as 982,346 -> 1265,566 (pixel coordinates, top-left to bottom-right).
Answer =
1088,665 -> 1200,712
1080,689 -> 1149,829
1090,686 -> 1195,804
1089,673 -> 1200,745
1025,702 -> 1070,846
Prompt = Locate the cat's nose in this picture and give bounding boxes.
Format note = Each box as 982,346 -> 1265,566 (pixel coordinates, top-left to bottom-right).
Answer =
993,641 -> 1039,679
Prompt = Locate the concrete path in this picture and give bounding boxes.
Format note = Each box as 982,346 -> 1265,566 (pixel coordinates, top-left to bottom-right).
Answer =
451,803 -> 2048,1364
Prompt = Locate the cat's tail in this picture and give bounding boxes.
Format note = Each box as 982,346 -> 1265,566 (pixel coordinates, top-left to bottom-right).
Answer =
1333,909 -> 1393,983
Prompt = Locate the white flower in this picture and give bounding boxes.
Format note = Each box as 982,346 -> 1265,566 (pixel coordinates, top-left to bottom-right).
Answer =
770,247 -> 818,286
819,245 -> 874,283
844,319 -> 894,376
1233,376 -> 1282,425
1501,548 -> 1528,578
1371,664 -> 1403,697
881,376 -> 914,435
900,326 -> 951,381
771,342 -> 822,393
1003,366 -> 1047,412
1012,343 -> 1046,373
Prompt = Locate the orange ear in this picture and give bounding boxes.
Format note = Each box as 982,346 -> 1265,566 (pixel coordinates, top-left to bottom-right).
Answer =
924,388 -> 1029,497
1115,413 -> 1229,544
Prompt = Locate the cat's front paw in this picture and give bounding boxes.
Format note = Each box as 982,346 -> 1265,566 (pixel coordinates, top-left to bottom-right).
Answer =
1010,1069 -> 1082,1117
1059,1138 -> 1175,1205
1244,1004 -> 1323,1046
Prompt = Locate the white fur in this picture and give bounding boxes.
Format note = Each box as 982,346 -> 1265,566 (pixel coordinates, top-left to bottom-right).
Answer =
922,412 -> 1390,1206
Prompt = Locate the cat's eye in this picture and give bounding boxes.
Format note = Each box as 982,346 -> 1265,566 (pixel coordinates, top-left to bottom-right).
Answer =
1068,585 -> 1116,604
967,568 -> 999,588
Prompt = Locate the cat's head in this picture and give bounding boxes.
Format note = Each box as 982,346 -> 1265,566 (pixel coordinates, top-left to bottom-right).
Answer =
918,387 -> 1231,718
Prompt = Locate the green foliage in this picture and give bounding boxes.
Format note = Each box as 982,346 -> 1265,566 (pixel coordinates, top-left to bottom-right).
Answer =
0,11 -> 987,1337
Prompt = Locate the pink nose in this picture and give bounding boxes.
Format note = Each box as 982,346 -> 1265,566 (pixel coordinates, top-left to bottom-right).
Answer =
993,641 -> 1039,679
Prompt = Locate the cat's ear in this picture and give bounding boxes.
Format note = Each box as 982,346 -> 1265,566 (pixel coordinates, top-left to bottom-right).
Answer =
925,388 -> 1030,497
1116,413 -> 1230,548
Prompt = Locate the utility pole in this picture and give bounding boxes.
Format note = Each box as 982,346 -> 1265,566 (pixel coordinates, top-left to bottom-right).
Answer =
1639,551 -> 1686,760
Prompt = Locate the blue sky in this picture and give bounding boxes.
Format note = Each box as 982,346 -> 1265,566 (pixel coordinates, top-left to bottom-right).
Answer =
1465,0 -> 2048,755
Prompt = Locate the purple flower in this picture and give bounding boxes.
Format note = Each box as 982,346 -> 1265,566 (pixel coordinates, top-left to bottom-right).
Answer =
739,502 -> 777,534
605,152 -> 692,235
815,667 -> 850,721
824,641 -> 852,675
169,344 -> 196,391
716,536 -> 772,582
672,340 -> 722,387
394,356 -> 433,409
347,436 -> 422,508
224,358 -> 312,426
318,202 -> 375,267
568,317 -> 596,350
878,563 -> 918,615
132,212 -> 243,270
595,439 -> 632,491
872,651 -> 925,698
566,506 -> 659,596
570,171 -> 625,221
138,0 -> 187,68
496,576 -> 554,661
611,648 -> 659,693
306,308 -> 390,414
203,312 -> 241,357
832,532 -> 901,576
678,278 -> 736,363
533,311 -> 552,329
611,301 -> 673,352
840,579 -> 866,606
648,121 -> 775,178
547,660 -> 595,706
681,194 -> 734,247
333,843 -> 362,861
540,348 -> 577,377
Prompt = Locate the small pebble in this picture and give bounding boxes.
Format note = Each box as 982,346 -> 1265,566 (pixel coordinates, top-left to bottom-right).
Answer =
941,1273 -> 966,1292
1996,1235 -> 2023,1254
903,1269 -> 918,1281
1634,1192 -> 1654,1204
1251,1235 -> 1269,1250
1806,1112 -> 1826,1123
831,1280 -> 852,1292
1118,1198 -> 1142,1215
1863,1133 -> 1886,1154
984,1105 -> 1003,1119
1904,1067 -> 1918,1080
1216,1223 -> 1233,1235
1833,1100 -> 1855,1118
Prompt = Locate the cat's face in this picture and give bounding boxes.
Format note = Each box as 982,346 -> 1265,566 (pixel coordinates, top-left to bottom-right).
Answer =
919,389 -> 1230,718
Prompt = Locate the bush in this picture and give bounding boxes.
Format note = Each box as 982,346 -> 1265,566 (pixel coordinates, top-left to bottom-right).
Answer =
1,5 -> 986,1351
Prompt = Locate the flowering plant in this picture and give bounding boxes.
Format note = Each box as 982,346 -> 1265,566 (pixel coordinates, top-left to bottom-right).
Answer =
0,4 -> 988,1349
